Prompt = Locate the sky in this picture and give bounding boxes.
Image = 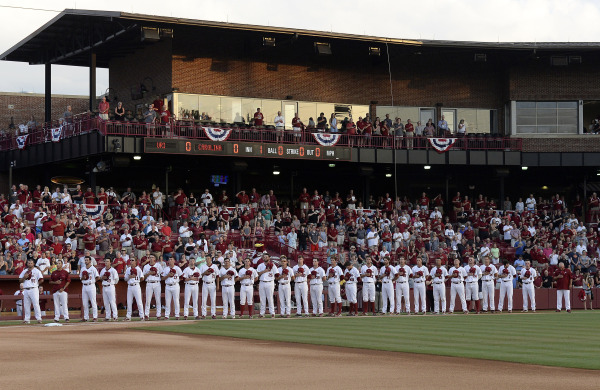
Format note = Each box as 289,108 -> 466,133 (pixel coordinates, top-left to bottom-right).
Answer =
1,0 -> 600,95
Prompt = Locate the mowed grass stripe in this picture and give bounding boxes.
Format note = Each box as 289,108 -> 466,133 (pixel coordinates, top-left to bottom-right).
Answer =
141,312 -> 599,369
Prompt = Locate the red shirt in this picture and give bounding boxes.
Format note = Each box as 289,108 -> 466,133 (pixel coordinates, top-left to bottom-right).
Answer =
160,109 -> 171,124
554,268 -> 572,290
98,101 -> 110,114
299,193 -> 310,203
237,194 -> 249,204
133,236 -> 148,250
83,233 -> 96,251
405,123 -> 414,133
84,191 -> 96,204
50,269 -> 71,294
254,112 -> 264,126
113,258 -> 125,274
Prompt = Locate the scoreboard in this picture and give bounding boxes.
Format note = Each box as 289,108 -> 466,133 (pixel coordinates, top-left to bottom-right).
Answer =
143,138 -> 352,161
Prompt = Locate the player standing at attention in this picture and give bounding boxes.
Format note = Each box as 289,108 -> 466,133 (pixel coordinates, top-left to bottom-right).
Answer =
19,259 -> 44,324
447,258 -> 469,314
379,256 -> 396,315
256,254 -> 277,318
292,256 -> 310,317
276,256 -> 294,317
124,258 -> 144,321
237,259 -> 258,318
143,254 -> 163,320
411,257 -> 429,315
182,258 -> 201,320
344,261 -> 360,316
480,256 -> 497,313
554,261 -> 573,312
309,258 -> 326,316
326,257 -> 343,316
394,256 -> 412,315
219,258 -> 238,319
360,256 -> 379,315
429,258 -> 448,314
162,258 -> 182,320
99,259 -> 119,321
199,256 -> 219,319
80,256 -> 99,322
520,260 -> 537,312
464,257 -> 481,314
497,260 -> 517,313
49,259 -> 70,322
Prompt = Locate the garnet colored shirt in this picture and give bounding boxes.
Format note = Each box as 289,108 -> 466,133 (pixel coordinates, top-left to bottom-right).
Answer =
554,268 -> 572,290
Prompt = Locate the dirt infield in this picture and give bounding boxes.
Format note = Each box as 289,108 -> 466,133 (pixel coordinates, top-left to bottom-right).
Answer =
1,321 -> 597,390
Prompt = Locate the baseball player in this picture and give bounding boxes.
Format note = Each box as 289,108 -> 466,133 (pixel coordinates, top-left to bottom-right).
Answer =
308,258 -> 326,316
80,255 -> 100,322
429,258 -> 448,314
182,258 -> 201,319
554,261 -> 573,312
219,258 -> 238,319
463,257 -> 481,313
199,256 -> 219,319
479,256 -> 497,313
344,261 -> 360,316
99,258 -> 119,321
447,258 -> 468,314
236,258 -> 258,318
497,259 -> 517,313
292,255 -> 310,316
124,258 -> 144,321
142,254 -> 163,320
393,256 -> 412,315
360,256 -> 379,315
276,256 -> 294,317
256,254 -> 277,318
326,257 -> 343,316
520,260 -> 537,312
19,259 -> 44,324
161,258 -> 183,320
411,257 -> 429,314
378,256 -> 396,315
49,259 -> 71,322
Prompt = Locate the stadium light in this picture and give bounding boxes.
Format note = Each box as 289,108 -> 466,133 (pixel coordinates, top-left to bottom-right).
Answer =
133,155 -> 142,161
273,170 -> 280,175
424,165 -> 431,170
542,185 -> 549,190
522,166 -> 528,170
385,173 -> 392,178
329,163 -> 335,168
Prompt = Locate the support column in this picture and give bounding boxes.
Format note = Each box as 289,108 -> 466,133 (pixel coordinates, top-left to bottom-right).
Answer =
89,52 -> 97,112
44,63 -> 51,123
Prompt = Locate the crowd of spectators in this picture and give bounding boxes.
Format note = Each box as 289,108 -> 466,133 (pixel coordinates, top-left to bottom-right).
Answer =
1,182 -> 599,297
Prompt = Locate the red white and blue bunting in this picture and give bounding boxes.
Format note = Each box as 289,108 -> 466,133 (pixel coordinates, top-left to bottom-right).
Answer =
16,135 -> 28,149
429,138 -> 457,153
81,203 -> 107,221
51,126 -> 63,142
312,133 -> 341,147
204,127 -> 231,141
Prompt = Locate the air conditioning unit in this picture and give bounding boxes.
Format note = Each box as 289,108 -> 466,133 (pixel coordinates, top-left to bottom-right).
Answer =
550,56 -> 568,66
141,27 -> 160,42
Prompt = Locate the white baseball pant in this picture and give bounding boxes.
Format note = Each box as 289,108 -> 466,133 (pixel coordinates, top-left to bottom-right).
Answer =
413,282 -> 426,312
23,288 -> 41,322
522,283 -> 535,311
145,282 -> 162,318
165,285 -> 180,318
310,283 -> 324,315
433,283 -> 446,313
328,282 -> 342,304
259,281 -> 275,315
126,285 -> 144,319
381,281 -> 394,313
395,281 -> 410,313
449,283 -> 467,312
362,282 -> 376,302
201,282 -> 216,316
557,289 -> 571,311
345,283 -> 357,304
81,285 -> 98,320
102,285 -> 118,320
294,282 -> 309,314
53,291 -> 69,320
183,284 -> 199,317
498,281 -> 513,311
240,285 -> 254,306
465,281 -> 478,301
278,284 -> 292,315
222,285 -> 236,317
481,280 -> 495,311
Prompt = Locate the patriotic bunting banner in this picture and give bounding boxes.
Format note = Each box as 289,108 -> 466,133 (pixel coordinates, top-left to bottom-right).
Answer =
204,127 -> 231,141
312,133 -> 341,147
429,138 -> 457,153
81,203 -> 107,222
16,135 -> 28,149
18,124 -> 28,134
51,126 -> 63,142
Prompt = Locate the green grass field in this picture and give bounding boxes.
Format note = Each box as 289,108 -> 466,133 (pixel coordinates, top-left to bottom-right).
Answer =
142,311 -> 600,370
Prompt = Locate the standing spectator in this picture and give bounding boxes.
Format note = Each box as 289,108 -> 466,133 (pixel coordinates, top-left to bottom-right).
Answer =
317,113 -> 327,131
404,119 -> 414,149
98,96 -> 110,120
253,108 -> 264,127
63,105 -> 73,124
437,115 -> 448,136
114,102 -> 125,121
274,111 -> 285,142
329,113 -> 338,133
553,262 -> 572,312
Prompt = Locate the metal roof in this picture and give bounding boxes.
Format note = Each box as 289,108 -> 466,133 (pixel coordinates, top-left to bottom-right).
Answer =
2,8 -> 600,66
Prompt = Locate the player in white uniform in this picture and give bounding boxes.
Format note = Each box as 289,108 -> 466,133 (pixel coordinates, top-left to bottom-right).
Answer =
161,258 -> 183,320
237,258 -> 258,318
276,256 -> 294,317
463,257 -> 481,314
326,258 -> 343,316
360,256 -> 379,315
292,256 -> 310,316
479,256 -> 497,313
199,256 -> 220,319
19,259 -> 44,324
497,260 -> 517,313
124,258 -> 144,321
394,256 -> 412,315
447,258 -> 468,314
520,260 -> 537,312
99,258 -> 119,321
80,256 -> 100,322
256,254 -> 277,318
219,258 -> 238,319
309,258 -> 326,316
343,262 -> 360,316
142,254 -> 163,320
378,257 -> 396,315
182,258 -> 201,319
411,258 -> 429,314
429,258 -> 448,314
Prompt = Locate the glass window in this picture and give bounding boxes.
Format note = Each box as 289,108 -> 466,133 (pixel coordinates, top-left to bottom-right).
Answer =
350,105 -> 369,121
220,97 -> 243,124
198,95 -> 220,121
298,101 -> 317,125
242,98 -> 262,124
262,99 -> 283,127
176,94 -> 199,119
515,101 -> 578,134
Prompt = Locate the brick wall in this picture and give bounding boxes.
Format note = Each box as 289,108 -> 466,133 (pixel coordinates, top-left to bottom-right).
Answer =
521,136 -> 600,152
0,92 -> 88,129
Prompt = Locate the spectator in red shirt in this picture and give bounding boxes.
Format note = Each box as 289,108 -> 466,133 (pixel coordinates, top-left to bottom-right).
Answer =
84,188 -> 96,204
253,108 -> 264,127
83,228 -> 97,255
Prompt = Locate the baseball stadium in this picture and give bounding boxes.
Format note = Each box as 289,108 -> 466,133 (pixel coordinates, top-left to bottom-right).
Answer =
1,6 -> 600,390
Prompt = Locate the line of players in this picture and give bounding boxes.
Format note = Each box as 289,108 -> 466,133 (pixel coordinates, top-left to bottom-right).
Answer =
18,250 -> 546,323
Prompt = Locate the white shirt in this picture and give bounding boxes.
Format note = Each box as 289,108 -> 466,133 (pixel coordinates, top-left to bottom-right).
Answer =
293,264 -> 308,283
379,265 -> 396,283
99,267 -> 119,286
219,266 -> 238,287
35,257 -> 50,275
124,266 -> 143,285
497,265 -> 517,282
162,265 -> 183,285
366,231 -> 379,247
200,193 -> 213,206
429,210 -> 442,219
199,263 -> 219,283
394,264 -> 412,283
526,197 -> 536,210
520,267 -> 537,284
257,262 -> 278,282
344,267 -> 360,284
309,267 -> 325,285
445,229 -> 455,239
179,225 -> 192,238
515,201 -> 524,212
463,265 -> 481,283
412,265 -> 429,283
480,264 -> 498,281
326,265 -> 343,285
153,191 -> 163,206
182,266 -> 201,284
120,233 -> 133,247
503,225 -> 512,240
143,263 -> 163,282
19,268 -> 44,288
80,266 -> 99,285
360,264 -> 379,283
277,266 -> 294,284
448,266 -> 467,283
239,267 -> 258,285
430,266 -> 448,284
274,115 -> 285,128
